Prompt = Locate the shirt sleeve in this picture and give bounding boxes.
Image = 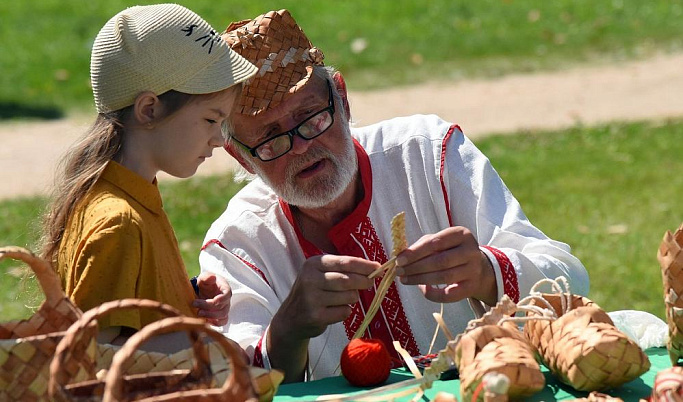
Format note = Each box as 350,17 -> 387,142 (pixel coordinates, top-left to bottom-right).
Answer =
442,128 -> 590,302
67,212 -> 144,330
199,240 -> 279,367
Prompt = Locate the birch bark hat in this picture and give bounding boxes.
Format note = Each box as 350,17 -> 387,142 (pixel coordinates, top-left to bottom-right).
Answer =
90,4 -> 257,113
221,9 -> 325,116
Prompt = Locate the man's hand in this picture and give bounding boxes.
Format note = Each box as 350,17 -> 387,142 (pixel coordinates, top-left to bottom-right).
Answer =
268,254 -> 378,383
395,226 -> 497,306
192,272 -> 232,326
273,255 -> 378,340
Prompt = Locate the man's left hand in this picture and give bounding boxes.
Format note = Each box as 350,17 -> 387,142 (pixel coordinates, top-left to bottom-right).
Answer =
395,226 -> 497,306
192,272 -> 232,326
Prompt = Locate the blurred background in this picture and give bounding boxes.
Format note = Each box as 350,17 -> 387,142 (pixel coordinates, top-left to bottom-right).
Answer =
1,0 -> 683,322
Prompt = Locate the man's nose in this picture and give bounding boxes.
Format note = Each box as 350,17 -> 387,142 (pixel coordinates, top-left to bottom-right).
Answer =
289,132 -> 313,155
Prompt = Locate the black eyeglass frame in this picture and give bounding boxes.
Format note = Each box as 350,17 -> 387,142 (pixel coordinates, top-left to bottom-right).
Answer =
230,81 -> 335,162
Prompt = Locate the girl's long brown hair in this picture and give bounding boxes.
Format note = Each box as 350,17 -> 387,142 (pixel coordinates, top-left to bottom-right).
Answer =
40,90 -> 194,265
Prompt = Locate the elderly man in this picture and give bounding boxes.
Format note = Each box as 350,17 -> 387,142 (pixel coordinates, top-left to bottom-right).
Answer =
200,9 -> 589,382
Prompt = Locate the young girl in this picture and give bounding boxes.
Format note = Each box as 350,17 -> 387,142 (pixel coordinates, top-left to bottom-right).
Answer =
40,4 -> 257,350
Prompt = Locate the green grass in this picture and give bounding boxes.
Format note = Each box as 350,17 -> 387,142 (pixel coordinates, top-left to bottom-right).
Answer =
478,120 -> 683,319
2,119 -> 682,321
2,0 -> 683,116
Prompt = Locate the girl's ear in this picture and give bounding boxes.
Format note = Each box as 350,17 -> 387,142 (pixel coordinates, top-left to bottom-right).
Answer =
133,91 -> 161,128
224,142 -> 256,174
332,71 -> 351,121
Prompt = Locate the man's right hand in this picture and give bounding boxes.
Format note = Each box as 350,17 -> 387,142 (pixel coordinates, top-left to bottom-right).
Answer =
267,254 -> 378,382
274,254 -> 377,339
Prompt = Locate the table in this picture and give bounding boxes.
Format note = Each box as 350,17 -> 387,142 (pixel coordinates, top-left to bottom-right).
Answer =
274,348 -> 669,401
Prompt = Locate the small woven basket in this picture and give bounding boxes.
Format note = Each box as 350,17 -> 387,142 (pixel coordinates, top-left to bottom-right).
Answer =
523,293 -> 650,391
657,223 -> 683,365
48,298 -> 281,401
0,246 -> 92,401
49,299 -> 282,402
49,298 -> 186,401
54,315 -> 258,402
454,297 -> 545,401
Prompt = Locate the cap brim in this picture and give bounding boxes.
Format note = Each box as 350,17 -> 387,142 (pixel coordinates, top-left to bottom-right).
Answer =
175,48 -> 257,95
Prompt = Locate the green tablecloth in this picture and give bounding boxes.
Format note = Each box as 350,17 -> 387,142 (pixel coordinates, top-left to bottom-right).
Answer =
274,347 -> 669,401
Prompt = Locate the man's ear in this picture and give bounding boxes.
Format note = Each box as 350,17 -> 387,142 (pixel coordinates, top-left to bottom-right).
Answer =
224,142 -> 256,174
133,91 -> 161,128
332,71 -> 351,121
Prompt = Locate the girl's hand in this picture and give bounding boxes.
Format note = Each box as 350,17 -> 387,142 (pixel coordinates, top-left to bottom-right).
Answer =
192,272 -> 232,326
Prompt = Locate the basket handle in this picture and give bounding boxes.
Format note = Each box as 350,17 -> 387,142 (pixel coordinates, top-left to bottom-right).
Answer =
103,317 -> 256,402
0,246 -> 65,305
49,298 -> 184,400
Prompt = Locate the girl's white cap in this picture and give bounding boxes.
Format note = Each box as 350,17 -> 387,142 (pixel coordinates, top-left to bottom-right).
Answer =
90,3 -> 257,113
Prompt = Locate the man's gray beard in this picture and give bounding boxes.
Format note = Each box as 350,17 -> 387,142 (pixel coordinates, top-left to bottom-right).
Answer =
248,131 -> 358,209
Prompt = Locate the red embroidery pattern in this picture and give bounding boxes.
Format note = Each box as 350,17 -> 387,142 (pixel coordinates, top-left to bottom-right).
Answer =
252,335 -> 265,368
439,125 -> 461,227
356,218 -> 386,262
202,239 -> 270,287
342,217 -> 420,359
482,246 -> 519,303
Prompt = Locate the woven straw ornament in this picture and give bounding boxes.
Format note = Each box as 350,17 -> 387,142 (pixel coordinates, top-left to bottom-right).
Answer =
657,223 -> 683,365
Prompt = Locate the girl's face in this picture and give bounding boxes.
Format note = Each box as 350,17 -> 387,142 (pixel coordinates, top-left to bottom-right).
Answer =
152,87 -> 238,178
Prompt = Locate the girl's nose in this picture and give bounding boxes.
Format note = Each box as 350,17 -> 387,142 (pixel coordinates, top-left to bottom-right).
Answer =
209,126 -> 225,148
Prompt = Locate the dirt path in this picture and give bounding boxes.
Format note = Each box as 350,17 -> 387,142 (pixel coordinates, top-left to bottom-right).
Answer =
2,52 -> 683,200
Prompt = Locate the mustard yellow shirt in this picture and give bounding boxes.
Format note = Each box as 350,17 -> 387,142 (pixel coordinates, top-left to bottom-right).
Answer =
58,161 -> 197,329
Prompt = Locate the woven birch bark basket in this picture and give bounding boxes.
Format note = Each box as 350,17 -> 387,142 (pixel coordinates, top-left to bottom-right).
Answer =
454,296 -> 545,401
657,223 -> 683,365
0,246 -> 93,401
53,315 -> 258,402
97,343 -> 283,402
523,292 -> 650,391
49,298 -> 283,402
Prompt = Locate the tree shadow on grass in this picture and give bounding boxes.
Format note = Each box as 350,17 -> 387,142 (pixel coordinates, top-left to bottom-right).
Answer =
0,102 -> 64,120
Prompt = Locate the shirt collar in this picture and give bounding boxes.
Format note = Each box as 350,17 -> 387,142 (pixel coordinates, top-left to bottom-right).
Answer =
100,161 -> 163,214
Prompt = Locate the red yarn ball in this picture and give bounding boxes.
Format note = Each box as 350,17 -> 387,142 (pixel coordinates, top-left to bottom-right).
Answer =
340,338 -> 392,387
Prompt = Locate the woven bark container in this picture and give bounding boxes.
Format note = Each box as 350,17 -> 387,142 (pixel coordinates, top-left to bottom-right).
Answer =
650,366 -> 683,401
96,343 -> 283,402
0,246 -> 93,401
523,294 -> 650,391
455,315 -> 544,400
54,316 -> 258,402
50,299 -> 282,402
657,223 -> 683,365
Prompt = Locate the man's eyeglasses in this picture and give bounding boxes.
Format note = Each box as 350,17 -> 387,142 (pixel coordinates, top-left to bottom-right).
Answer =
230,81 -> 335,162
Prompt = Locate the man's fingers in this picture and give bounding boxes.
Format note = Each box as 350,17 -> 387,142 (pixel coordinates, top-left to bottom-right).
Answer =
318,289 -> 360,307
420,282 -> 472,303
321,271 -> 373,291
319,305 -> 354,325
316,255 -> 379,276
399,246 -> 476,278
397,227 -> 473,267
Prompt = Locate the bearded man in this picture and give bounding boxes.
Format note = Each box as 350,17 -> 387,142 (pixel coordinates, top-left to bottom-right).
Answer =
200,9 -> 589,383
